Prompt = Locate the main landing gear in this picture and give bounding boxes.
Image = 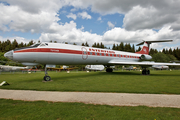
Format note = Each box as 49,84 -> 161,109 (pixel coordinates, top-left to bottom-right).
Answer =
44,65 -> 51,81
106,66 -> 113,72
142,68 -> 150,75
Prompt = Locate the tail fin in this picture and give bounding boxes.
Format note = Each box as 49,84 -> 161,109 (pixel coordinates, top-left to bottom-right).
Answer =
135,42 -> 149,55
135,40 -> 173,55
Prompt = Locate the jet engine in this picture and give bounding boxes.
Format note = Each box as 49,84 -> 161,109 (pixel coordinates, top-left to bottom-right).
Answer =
140,54 -> 152,60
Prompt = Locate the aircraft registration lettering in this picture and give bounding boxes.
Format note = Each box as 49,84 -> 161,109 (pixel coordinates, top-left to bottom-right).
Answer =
89,48 -> 115,54
50,49 -> 59,52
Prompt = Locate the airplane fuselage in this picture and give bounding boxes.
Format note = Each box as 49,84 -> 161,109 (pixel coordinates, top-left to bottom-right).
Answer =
5,42 -> 149,65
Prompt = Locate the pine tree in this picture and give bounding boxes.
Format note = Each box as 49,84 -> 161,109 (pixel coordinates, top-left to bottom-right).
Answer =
112,43 -> 116,50
85,42 -> 89,47
97,43 -> 100,48
12,39 -> 18,49
81,43 -> 85,46
92,42 -> 96,47
119,42 -> 124,51
100,42 -> 104,48
132,44 -> 135,53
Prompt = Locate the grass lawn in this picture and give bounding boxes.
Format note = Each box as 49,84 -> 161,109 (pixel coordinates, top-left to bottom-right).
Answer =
0,99 -> 180,120
0,70 -> 180,94
1,70 -> 180,119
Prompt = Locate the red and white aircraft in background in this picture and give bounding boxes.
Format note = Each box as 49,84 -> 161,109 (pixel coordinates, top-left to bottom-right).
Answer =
4,40 -> 180,81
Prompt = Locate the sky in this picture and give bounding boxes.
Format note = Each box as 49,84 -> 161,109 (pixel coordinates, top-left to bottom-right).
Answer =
0,0 -> 180,50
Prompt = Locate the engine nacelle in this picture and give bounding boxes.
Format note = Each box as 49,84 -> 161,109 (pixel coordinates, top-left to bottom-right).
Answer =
21,63 -> 39,66
140,54 -> 152,60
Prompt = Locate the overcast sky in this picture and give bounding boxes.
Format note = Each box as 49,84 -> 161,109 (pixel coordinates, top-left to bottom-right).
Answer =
0,0 -> 180,50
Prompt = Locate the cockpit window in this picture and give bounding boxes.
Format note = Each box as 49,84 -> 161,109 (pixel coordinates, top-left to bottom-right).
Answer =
39,43 -> 48,47
40,44 -> 45,47
14,43 -> 41,51
31,43 -> 40,47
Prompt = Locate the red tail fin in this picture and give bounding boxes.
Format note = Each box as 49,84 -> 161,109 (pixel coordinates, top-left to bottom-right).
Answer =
135,42 -> 149,55
135,40 -> 173,55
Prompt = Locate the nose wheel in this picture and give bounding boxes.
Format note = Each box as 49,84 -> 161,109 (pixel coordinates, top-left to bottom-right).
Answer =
44,65 -> 51,81
44,75 -> 51,81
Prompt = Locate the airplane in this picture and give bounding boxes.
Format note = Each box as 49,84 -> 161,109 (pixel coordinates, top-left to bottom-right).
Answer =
0,65 -> 30,72
46,65 -> 78,71
4,40 -> 180,81
85,65 -> 105,71
122,66 -> 137,71
152,65 -> 169,70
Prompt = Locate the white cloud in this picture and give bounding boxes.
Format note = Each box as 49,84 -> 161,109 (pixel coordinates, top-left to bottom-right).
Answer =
78,11 -> 92,19
97,17 -> 101,21
2,0 -> 64,14
107,21 -> 115,29
70,8 -> 78,12
67,0 -> 180,31
67,13 -> 77,20
0,3 -> 60,33
123,5 -> 177,30
39,21 -> 102,45
1,0 -> 180,50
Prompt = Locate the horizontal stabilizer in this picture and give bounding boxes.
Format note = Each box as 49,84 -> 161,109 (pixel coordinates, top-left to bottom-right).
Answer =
136,40 -> 173,46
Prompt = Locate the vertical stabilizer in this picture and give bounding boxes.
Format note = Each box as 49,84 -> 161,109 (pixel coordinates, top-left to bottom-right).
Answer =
135,42 -> 149,55
135,40 -> 173,55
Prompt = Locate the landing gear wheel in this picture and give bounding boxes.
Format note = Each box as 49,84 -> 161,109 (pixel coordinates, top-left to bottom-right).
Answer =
147,70 -> 150,75
44,76 -> 51,81
142,69 -> 150,75
106,68 -> 113,72
142,70 -> 146,75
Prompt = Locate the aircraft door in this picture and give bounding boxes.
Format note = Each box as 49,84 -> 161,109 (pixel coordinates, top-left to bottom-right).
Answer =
82,47 -> 88,60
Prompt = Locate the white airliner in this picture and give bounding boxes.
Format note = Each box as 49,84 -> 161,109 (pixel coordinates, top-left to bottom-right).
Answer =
85,65 -> 105,71
0,65 -> 30,72
152,65 -> 169,70
4,40 -> 180,81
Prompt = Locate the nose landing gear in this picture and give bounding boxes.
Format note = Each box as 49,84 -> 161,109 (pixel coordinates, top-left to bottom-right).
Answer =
44,75 -> 51,81
44,65 -> 51,81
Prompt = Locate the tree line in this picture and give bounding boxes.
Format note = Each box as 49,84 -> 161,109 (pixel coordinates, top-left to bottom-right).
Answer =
0,39 -> 34,53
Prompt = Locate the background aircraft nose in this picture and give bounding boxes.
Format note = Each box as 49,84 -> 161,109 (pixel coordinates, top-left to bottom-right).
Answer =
4,50 -> 13,60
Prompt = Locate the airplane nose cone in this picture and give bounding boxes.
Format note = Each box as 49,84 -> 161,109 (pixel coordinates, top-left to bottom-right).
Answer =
4,50 -> 13,60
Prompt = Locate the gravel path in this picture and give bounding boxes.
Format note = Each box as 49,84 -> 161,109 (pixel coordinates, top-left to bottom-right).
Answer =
0,89 -> 180,108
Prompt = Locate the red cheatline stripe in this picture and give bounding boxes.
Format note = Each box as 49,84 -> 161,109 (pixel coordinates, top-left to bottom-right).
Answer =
14,48 -> 140,59
14,48 -> 82,54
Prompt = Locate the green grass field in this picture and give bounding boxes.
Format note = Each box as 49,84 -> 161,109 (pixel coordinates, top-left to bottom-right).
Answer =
1,70 -> 180,119
0,70 -> 180,94
0,99 -> 180,120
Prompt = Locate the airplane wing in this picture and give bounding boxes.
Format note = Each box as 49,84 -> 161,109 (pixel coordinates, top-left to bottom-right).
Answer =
108,60 -> 180,66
